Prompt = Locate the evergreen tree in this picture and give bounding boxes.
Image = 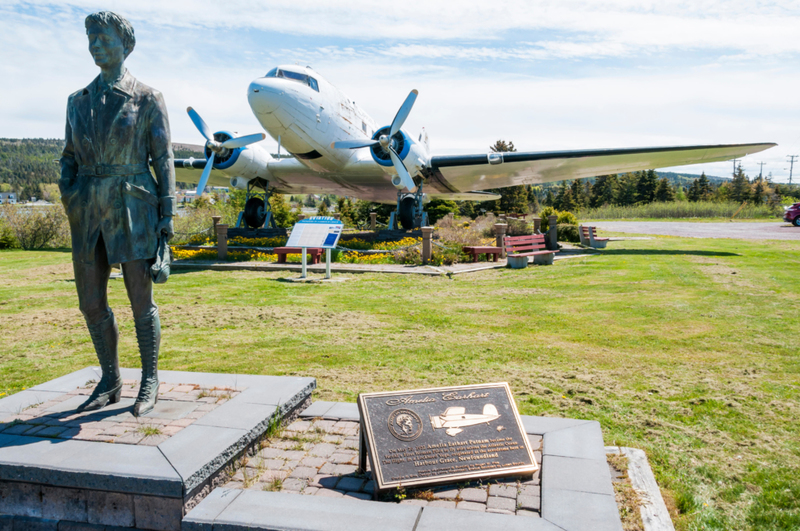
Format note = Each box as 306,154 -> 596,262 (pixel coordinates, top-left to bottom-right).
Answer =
730,165 -> 751,203
697,172 -> 712,199
317,200 -> 329,216
269,193 -> 297,228
304,195 -> 316,208
636,169 -> 658,203
570,179 -> 589,210
687,179 -> 701,202
617,173 -> 639,206
752,178 -> 766,205
544,189 -> 555,207
590,175 -> 619,208
654,178 -> 675,202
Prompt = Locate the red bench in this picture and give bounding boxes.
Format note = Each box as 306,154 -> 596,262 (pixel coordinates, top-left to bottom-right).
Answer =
579,225 -> 609,249
273,247 -> 323,264
504,234 -> 558,267
462,245 -> 502,262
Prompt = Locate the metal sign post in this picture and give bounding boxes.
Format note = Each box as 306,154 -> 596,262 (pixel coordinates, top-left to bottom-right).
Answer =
286,217 -> 344,280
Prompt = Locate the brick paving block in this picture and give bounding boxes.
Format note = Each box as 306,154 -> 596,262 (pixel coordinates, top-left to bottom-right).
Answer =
487,496 -> 517,512
400,499 -> 427,506
79,433 -> 116,443
244,482 -> 266,491
78,421 -> 116,431
3,423 -> 36,435
459,487 -> 488,503
314,489 -> 344,498
98,425 -> 129,437
58,428 -> 81,439
258,470 -> 287,483
329,452 -> 356,464
336,477 -> 364,492
519,484 -> 540,497
332,464 -> 357,476
262,458 -> 283,470
281,478 -> 306,492
342,437 -> 359,449
488,484 -> 517,498
280,460 -> 300,471
520,469 -> 540,485
169,418 -> 194,428
115,433 -> 146,445
322,435 -> 343,443
301,487 -> 319,495
279,450 -> 306,461
516,509 -> 541,517
37,426 -> 69,438
289,467 -> 317,480
185,411 -> 206,419
308,442 -> 337,458
428,500 -> 456,509
160,425 -> 184,436
172,385 -> 195,393
225,481 -> 244,489
517,493 -> 540,511
487,508 -> 515,515
24,425 -> 48,436
231,470 -> 245,482
312,420 -> 336,431
317,463 -> 336,475
456,501 -> 486,512
362,480 -> 375,494
286,420 -> 312,432
309,475 -> 339,489
272,440 -> 297,450
258,447 -> 283,459
299,456 -> 326,468
433,488 -> 459,500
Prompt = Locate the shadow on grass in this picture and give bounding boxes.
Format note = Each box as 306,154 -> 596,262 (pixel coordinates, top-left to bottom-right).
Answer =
602,249 -> 740,257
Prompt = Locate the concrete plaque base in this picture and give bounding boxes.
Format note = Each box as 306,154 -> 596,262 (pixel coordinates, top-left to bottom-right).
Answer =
0,368 -> 315,531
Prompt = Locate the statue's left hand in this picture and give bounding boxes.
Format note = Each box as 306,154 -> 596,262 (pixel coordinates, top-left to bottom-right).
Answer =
156,216 -> 174,240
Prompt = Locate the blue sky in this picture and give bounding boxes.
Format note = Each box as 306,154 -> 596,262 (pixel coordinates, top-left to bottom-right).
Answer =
2,0 -> 799,181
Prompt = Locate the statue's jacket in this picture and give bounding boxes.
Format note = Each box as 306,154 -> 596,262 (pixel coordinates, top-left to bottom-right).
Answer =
60,69 -> 175,265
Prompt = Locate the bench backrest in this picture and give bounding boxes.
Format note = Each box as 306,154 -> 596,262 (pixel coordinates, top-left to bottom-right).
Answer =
580,226 -> 598,236
505,234 -> 546,254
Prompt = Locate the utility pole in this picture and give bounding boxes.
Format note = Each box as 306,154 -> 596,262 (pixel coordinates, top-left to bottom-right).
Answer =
788,155 -> 798,185
757,162 -> 766,180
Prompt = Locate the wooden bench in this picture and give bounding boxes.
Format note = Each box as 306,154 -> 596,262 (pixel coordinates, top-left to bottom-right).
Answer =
273,247 -> 323,264
579,225 -> 609,249
504,234 -> 558,268
462,245 -> 502,262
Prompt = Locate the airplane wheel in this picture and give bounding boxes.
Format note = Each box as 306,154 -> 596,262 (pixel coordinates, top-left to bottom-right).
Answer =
244,197 -> 267,228
794,217 -> 800,227
398,196 -> 416,230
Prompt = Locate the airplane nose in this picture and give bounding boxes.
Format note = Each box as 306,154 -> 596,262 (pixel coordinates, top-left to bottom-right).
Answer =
247,79 -> 282,115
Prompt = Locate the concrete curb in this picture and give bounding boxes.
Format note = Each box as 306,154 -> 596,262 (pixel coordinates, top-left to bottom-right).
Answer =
606,446 -> 675,531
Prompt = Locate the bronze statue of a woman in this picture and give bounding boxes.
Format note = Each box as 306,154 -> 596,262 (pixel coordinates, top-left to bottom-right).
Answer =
59,11 -> 175,416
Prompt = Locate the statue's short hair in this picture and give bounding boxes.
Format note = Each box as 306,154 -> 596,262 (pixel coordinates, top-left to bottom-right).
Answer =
85,11 -> 135,57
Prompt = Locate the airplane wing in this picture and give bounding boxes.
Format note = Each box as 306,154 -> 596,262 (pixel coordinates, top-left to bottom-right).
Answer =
425,142 -> 776,193
443,407 -> 466,416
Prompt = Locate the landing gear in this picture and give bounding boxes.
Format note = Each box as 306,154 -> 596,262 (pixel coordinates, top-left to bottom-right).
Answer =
237,181 -> 276,229
389,184 -> 428,231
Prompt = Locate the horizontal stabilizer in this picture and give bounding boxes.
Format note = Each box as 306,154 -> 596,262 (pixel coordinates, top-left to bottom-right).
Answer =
483,404 -> 498,416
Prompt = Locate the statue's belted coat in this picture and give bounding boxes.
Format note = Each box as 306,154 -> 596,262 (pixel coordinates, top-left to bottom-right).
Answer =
59,69 -> 175,265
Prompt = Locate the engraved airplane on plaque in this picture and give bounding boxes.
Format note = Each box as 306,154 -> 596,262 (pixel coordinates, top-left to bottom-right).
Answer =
430,405 -> 501,436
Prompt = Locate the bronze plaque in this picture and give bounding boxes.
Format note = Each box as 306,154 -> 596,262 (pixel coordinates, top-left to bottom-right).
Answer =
358,382 -> 537,493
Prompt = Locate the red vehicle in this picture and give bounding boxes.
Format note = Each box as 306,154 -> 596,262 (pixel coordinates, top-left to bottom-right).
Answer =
785,202 -> 800,227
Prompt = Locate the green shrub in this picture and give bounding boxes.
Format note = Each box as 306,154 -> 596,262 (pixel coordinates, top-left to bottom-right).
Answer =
506,218 -> 532,236
582,201 -> 780,220
0,219 -> 18,249
0,204 -> 70,250
540,207 -> 578,232
557,224 -> 580,243
557,211 -> 578,225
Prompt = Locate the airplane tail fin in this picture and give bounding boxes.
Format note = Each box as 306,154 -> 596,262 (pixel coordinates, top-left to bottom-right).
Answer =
483,404 -> 499,416
430,415 -> 443,429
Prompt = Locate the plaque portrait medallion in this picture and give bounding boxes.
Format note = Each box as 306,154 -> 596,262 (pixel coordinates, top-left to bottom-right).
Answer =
387,408 -> 423,442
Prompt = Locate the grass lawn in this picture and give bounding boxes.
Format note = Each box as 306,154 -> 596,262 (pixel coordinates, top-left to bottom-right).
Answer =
1,236 -> 799,530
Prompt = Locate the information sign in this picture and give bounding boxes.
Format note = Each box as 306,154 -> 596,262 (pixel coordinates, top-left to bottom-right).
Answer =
286,217 -> 343,249
358,382 -> 537,495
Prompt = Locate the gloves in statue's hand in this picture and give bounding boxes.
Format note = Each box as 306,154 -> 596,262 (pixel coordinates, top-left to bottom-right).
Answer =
156,216 -> 174,241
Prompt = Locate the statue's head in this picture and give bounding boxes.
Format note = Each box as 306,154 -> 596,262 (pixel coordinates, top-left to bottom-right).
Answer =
85,11 -> 135,69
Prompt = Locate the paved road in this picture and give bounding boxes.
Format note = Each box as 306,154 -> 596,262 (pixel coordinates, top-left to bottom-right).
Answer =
591,221 -> 800,241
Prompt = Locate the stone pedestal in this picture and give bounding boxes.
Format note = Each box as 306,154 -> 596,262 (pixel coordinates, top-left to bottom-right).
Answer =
0,369 -> 315,531
494,223 -> 508,258
421,226 -> 434,264
215,224 -> 228,260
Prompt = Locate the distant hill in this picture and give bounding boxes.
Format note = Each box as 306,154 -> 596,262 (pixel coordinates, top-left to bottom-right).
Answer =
656,171 -> 729,186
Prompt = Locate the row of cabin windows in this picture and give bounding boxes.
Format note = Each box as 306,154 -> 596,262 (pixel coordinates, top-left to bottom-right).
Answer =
264,68 -> 319,92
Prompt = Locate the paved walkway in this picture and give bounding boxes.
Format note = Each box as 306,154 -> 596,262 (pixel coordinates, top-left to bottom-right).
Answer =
591,221 -> 800,241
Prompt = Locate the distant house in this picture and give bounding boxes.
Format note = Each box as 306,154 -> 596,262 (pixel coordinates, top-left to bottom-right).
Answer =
0,192 -> 17,205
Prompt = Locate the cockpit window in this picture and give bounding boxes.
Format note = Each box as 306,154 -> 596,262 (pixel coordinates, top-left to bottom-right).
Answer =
266,69 -> 320,92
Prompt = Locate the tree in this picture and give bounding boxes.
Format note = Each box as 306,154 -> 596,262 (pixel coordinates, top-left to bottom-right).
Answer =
617,173 -> 639,206
570,179 -> 589,210
336,197 -> 355,226
636,170 -> 658,203
752,178 -> 766,205
304,195 -> 316,208
488,140 -> 529,214
654,178 -> 675,202
590,175 -> 619,207
730,164 -> 751,203
317,200 -> 329,216
269,192 -> 297,227
697,172 -> 712,199
426,199 -> 459,224
544,189 -> 555,207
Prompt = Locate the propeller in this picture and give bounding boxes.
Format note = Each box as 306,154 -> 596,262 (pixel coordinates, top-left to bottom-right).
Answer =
330,90 -> 419,191
186,107 -> 266,195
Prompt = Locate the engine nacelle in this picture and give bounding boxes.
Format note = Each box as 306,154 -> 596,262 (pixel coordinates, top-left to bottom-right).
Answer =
369,126 -> 429,190
206,130 -> 275,190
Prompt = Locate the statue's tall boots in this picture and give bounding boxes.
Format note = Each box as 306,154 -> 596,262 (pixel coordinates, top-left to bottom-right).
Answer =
77,311 -> 122,412
133,308 -> 160,417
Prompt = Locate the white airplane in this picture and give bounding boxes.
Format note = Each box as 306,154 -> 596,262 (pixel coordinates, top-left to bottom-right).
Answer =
430,405 -> 502,437
174,64 -> 775,230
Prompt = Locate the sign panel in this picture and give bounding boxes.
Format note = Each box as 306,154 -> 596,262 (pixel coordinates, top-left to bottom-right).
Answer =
286,217 -> 343,249
358,382 -> 537,493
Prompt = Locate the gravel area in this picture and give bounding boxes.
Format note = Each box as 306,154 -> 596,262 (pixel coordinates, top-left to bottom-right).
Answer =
223,417 -> 543,517
590,221 -> 800,240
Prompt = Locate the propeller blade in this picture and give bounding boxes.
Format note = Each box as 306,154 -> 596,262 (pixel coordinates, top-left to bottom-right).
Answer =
389,89 -> 418,138
196,152 -> 215,195
331,139 -> 379,149
388,147 -> 415,191
187,107 -> 213,142
221,133 -> 266,149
